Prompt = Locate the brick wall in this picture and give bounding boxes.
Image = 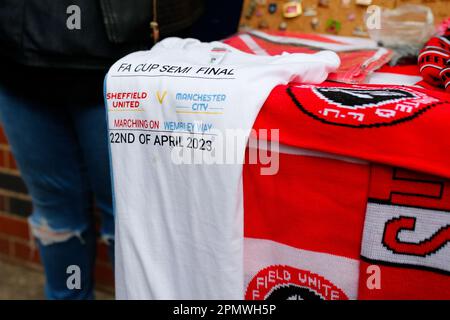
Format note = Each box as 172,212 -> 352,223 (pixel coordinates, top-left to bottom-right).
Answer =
0,125 -> 114,293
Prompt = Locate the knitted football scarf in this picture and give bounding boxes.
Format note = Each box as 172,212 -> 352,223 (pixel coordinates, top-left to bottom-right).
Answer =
418,29 -> 450,92
243,80 -> 450,299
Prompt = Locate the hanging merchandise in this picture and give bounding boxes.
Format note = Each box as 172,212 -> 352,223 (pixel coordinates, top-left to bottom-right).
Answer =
258,19 -> 270,29
311,17 -> 320,29
437,18 -> 450,36
418,24 -> 450,92
268,3 -> 277,14
223,29 -> 393,84
240,0 -> 449,38
279,21 -> 288,30
326,19 -> 341,34
367,4 -> 435,65
303,6 -> 317,17
245,0 -> 258,19
341,0 -> 351,8
355,0 -> 372,6
283,1 -> 302,18
318,0 -> 329,7
347,12 -> 356,21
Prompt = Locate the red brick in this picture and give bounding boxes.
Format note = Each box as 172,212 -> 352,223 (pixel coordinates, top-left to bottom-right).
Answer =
0,127 -> 7,144
97,241 -> 110,263
0,150 -> 5,168
8,151 -> 17,170
12,240 -> 41,264
0,214 -> 30,240
0,236 -> 10,255
0,195 -> 5,212
94,213 -> 102,233
95,262 -> 114,287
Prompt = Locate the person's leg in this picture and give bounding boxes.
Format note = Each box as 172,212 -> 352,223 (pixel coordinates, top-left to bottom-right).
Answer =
0,86 -> 96,299
70,102 -> 115,263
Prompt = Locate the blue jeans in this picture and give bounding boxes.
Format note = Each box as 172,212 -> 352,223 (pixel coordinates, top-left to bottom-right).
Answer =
0,84 -> 114,299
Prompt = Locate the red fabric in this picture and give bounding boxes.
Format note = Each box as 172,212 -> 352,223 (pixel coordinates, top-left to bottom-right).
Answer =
243,151 -> 368,300
368,165 -> 450,211
252,83 -> 450,178
243,155 -> 450,299
223,31 -> 393,84
377,64 -> 420,75
244,151 -> 369,260
242,72 -> 450,300
260,30 -> 347,44
418,34 -> 450,92
236,31 -> 450,300
358,261 -> 450,300
356,165 -> 450,299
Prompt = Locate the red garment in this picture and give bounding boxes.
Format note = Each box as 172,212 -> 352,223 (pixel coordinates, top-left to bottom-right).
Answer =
224,30 -> 393,84
224,30 -> 450,299
418,33 -> 450,92
241,58 -> 450,300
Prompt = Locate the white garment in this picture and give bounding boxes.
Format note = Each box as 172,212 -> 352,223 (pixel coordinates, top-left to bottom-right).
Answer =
105,37 -> 339,299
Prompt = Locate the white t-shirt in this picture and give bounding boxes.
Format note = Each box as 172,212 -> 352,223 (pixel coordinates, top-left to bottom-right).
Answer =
105,37 -> 339,299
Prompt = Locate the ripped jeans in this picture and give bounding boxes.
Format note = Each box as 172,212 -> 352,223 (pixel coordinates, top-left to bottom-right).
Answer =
0,84 -> 114,299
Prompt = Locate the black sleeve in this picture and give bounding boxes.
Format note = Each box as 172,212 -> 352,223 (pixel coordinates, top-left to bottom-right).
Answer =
99,0 -> 205,44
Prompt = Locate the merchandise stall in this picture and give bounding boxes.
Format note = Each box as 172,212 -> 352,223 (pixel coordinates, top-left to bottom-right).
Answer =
234,1 -> 450,299
105,0 -> 450,300
234,32 -> 450,300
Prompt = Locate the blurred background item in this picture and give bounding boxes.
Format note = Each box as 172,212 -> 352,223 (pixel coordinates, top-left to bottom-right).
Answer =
368,4 -> 435,65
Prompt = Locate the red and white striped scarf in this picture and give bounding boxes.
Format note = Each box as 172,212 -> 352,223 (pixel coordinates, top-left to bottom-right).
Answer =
231,31 -> 450,300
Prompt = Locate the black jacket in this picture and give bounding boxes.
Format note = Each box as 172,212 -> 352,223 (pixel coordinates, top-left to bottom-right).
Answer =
0,0 -> 204,70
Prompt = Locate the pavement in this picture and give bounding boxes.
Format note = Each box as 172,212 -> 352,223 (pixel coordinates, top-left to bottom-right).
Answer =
0,258 -> 114,300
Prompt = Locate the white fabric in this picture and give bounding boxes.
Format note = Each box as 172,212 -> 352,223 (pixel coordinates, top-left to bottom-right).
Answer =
245,238 -> 360,300
364,72 -> 422,86
361,203 -> 450,273
245,29 -> 379,52
105,37 -> 340,299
